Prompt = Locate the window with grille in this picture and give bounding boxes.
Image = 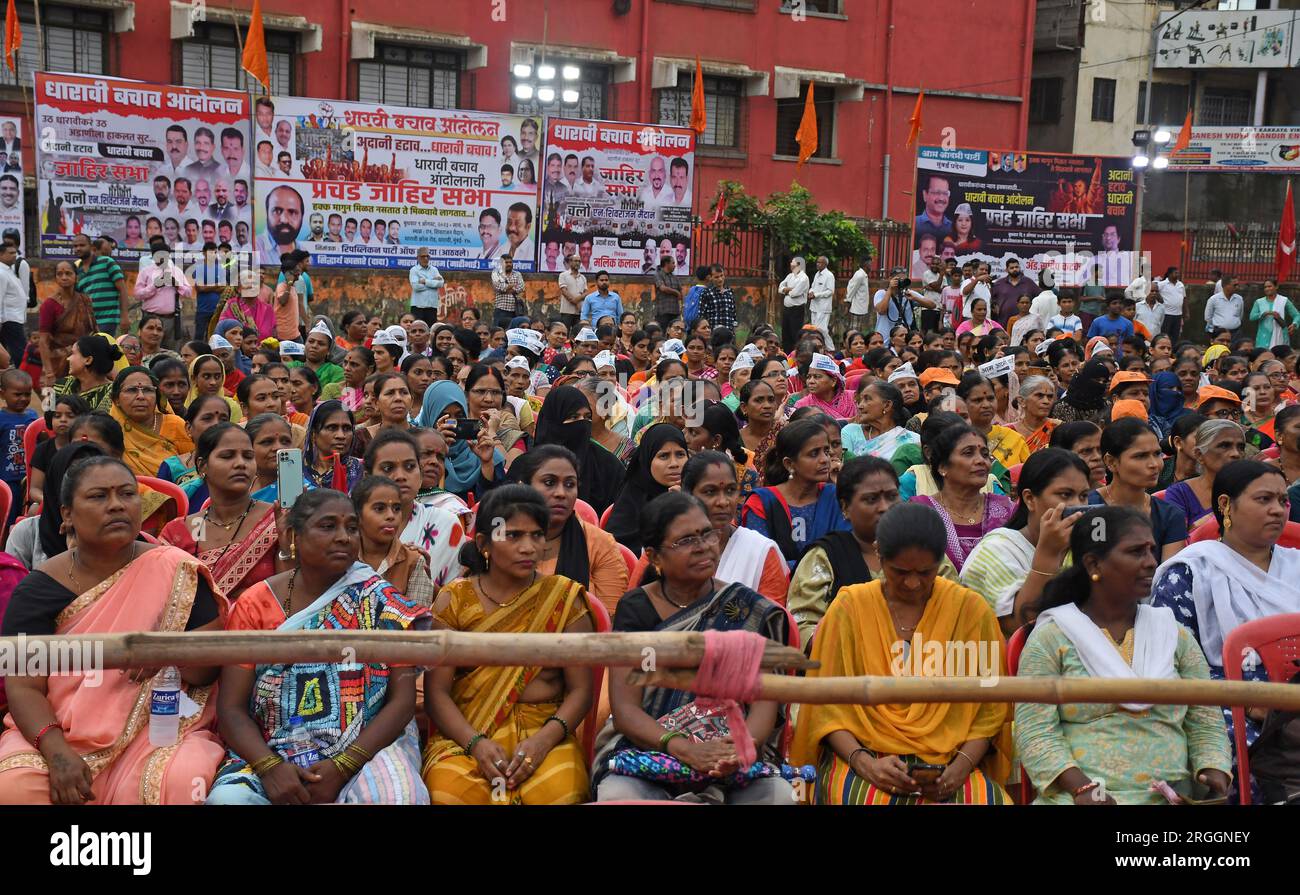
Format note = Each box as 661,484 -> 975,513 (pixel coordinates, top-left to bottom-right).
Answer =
1028,77 -> 1063,125
1137,81 -> 1191,125
780,0 -> 843,12
775,84 -> 834,158
1199,87 -> 1254,126
1091,77 -> 1116,122
0,3 -> 106,87
357,44 -> 462,109
657,75 -> 741,148
181,22 -> 294,95
513,64 -> 609,120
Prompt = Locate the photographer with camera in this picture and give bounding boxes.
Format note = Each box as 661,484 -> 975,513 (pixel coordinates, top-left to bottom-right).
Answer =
133,237 -> 192,348
873,266 -> 936,345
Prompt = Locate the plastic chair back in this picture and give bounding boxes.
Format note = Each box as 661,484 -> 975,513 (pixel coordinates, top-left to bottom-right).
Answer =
599,504 -> 614,528
22,417 -> 47,505
574,499 -> 598,525
1189,517 -> 1300,548
1221,612 -> 1300,805
137,476 -> 189,519
0,479 -> 11,545
1005,624 -> 1034,804
1008,463 -> 1024,488
583,594 -> 613,762
616,543 -> 637,579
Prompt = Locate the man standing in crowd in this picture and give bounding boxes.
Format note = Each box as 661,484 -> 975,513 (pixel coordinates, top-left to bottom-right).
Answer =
409,247 -> 445,326
134,237 -> 191,345
698,264 -> 737,333
1203,274 -> 1243,339
3,230 -> 32,307
73,233 -> 127,335
654,254 -> 682,329
809,255 -> 836,350
193,241 -> 225,340
557,252 -> 586,329
0,240 -> 25,366
874,268 -> 934,342
491,254 -> 526,328
991,257 -> 1037,327
845,256 -> 871,333
581,271 -> 623,324
1151,266 -> 1186,341
274,257 -> 301,341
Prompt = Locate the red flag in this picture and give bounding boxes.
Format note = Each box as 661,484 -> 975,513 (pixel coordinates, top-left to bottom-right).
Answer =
709,187 -> 727,225
1170,108 -> 1193,155
4,0 -> 21,74
906,90 -> 925,147
795,84 -> 818,168
1278,180 -> 1296,283
241,0 -> 270,93
689,57 -> 707,137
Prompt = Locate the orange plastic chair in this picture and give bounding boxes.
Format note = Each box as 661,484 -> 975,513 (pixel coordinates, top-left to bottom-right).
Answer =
1005,624 -> 1035,805
599,504 -> 614,528
616,543 -> 637,579
137,475 -> 189,520
574,499 -> 598,526
628,551 -> 649,589
1221,612 -> 1300,805
583,594 -> 613,763
1189,516 -> 1300,548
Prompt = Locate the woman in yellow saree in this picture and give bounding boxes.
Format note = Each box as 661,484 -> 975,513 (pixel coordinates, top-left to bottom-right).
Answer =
423,485 -> 594,805
0,455 -> 226,804
110,366 -> 194,478
791,502 -> 1013,805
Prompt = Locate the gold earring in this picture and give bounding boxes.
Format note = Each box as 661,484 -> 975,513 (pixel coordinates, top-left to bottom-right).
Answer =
1090,573 -> 1101,582
1223,510 -> 1232,531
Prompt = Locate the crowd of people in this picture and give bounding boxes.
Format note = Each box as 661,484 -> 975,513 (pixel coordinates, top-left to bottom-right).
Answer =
0,241 -> 1296,808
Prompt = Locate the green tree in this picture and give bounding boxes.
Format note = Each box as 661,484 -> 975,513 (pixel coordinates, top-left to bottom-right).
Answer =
709,180 -> 872,273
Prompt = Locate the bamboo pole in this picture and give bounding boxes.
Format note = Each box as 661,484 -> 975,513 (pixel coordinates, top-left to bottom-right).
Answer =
628,669 -> 1300,711
0,631 -> 813,672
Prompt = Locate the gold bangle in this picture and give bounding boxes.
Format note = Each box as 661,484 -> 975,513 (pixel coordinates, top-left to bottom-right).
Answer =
951,750 -> 976,771
1027,567 -> 1055,577
250,754 -> 284,777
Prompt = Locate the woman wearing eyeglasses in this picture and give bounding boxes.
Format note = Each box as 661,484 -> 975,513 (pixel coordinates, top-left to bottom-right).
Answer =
110,366 -> 194,479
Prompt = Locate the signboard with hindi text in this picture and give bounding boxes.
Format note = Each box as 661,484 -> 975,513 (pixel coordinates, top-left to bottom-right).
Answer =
34,72 -> 252,262
0,117 -> 22,252
253,96 -> 541,270
539,118 -> 695,277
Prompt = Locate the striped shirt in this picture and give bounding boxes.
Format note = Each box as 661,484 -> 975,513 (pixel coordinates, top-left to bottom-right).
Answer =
76,255 -> 125,327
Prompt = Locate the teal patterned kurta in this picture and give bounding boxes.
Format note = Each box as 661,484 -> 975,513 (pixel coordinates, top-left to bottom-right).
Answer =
1014,622 -> 1232,805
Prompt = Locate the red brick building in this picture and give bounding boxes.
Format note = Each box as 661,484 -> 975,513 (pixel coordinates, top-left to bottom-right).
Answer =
0,0 -> 1035,224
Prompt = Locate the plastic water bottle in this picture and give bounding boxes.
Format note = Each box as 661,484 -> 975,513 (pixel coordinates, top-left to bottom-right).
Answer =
283,717 -> 321,769
148,666 -> 181,747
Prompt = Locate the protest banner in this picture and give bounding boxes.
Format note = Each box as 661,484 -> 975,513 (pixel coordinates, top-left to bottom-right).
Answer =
253,96 -> 541,270
34,73 -> 252,263
539,118 -> 695,277
913,146 -> 1139,288
0,117 -> 21,251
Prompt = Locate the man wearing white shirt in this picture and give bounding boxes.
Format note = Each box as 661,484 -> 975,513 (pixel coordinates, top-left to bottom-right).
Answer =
1151,266 -> 1186,341
960,263 -> 994,316
809,256 -> 836,350
1130,275 -> 1164,336
845,257 -> 871,332
557,254 -> 586,329
1203,274 -> 1243,337
159,125 -> 190,179
408,247 -> 445,327
0,241 -> 26,365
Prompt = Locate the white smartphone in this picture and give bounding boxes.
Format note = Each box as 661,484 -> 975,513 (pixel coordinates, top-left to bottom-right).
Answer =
276,448 -> 304,510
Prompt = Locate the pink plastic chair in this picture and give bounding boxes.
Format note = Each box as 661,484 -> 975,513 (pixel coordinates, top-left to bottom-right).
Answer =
1189,517 -> 1300,548
1222,612 -> 1300,805
1005,624 -> 1034,805
574,499 -> 598,525
583,594 -> 613,763
22,417 -> 47,506
599,504 -> 614,528
137,475 -> 189,519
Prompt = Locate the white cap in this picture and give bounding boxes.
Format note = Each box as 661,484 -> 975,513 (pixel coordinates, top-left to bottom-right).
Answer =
659,349 -> 682,361
385,325 -> 408,345
505,355 -> 531,372
661,338 -> 686,355
310,320 -> 332,337
576,327 -> 599,343
1034,337 -> 1054,357
730,352 -> 755,374
887,361 -> 917,383
279,340 -> 305,356
210,334 -> 234,351
507,327 -> 545,354
593,350 -> 617,370
740,343 -> 763,359
371,329 -> 396,346
809,352 -> 842,379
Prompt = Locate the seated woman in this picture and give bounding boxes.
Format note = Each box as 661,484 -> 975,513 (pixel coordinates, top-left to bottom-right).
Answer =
840,380 -> 917,464
793,353 -> 856,420
1010,375 -> 1060,453
1152,460 -> 1300,781
593,492 -> 791,804
1017,506 -> 1232,804
416,380 -> 504,500
1162,419 -> 1246,533
533,385 -> 626,516
423,485 -> 594,805
958,372 -> 1030,469
961,448 -> 1092,635
413,427 -> 473,526
208,490 -> 430,805
508,445 -> 628,614
53,335 -> 121,413
789,457 -> 959,648
1088,417 -> 1187,561
160,423 -> 281,601
909,423 -> 1014,572
155,394 -> 231,507
353,372 -> 415,457
362,429 -> 465,590
188,353 -> 241,423
303,400 -> 365,493
606,423 -> 689,556
353,475 -> 435,608
791,501 -> 1012,804
0,455 -> 227,804
741,419 -> 849,569
897,410 -> 1008,500
111,365 -> 194,479
246,413 -> 295,503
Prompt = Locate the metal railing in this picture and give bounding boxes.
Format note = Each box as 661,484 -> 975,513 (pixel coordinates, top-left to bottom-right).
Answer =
691,218 -> 912,281
1184,224 -> 1283,284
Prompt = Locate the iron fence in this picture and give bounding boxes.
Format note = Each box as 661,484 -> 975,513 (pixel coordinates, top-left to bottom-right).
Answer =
1184,224 -> 1284,284
691,218 -> 912,281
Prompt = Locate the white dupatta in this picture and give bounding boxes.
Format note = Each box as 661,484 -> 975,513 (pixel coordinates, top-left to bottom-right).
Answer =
1152,540 -> 1300,667
717,525 -> 778,593
1035,603 -> 1179,711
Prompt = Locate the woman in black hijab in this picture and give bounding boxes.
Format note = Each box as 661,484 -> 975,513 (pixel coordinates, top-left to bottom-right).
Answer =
604,423 -> 690,555
1051,358 -> 1112,427
534,385 -> 624,514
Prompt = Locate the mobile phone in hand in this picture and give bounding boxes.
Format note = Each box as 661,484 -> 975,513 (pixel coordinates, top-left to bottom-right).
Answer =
453,418 -> 481,441
276,448 -> 304,510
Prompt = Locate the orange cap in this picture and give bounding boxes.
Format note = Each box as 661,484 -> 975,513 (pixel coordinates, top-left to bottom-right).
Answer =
919,368 -> 961,387
1196,385 -> 1243,408
1110,399 -> 1149,422
1108,370 -> 1152,393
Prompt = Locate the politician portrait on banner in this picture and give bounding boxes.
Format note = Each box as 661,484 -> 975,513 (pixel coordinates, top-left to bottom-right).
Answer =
33,73 -> 252,262
253,97 -> 541,270
0,117 -> 23,251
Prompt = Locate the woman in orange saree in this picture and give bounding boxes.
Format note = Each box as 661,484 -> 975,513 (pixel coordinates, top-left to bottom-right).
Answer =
0,456 -> 226,805
423,485 -> 594,805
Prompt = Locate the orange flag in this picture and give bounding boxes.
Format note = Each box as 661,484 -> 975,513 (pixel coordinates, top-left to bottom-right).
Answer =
4,0 -> 21,74
1170,107 -> 1193,155
906,90 -> 925,147
690,57 -> 707,136
241,0 -> 270,93
796,83 -> 818,168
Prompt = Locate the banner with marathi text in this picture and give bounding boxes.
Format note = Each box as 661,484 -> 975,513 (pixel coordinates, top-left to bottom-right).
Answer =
539,118 -> 695,276
34,72 -> 252,262
253,96 -> 541,270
